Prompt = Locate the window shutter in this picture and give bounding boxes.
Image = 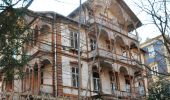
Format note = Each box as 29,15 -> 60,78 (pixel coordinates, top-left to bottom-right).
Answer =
70,32 -> 74,48
74,32 -> 78,49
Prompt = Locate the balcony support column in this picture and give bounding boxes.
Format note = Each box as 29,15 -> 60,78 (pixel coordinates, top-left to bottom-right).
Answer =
32,66 -> 34,94
98,60 -> 103,94
38,63 -> 41,95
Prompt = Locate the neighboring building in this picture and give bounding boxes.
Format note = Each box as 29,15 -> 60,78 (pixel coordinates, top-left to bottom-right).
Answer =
1,0 -> 148,99
140,35 -> 170,81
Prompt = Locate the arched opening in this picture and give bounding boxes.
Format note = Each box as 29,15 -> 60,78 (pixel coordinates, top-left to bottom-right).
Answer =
119,66 -> 128,75
98,29 -> 110,51
100,61 -> 114,94
130,42 -> 138,49
100,61 -> 112,70
110,0 -> 125,26
40,59 -> 53,94
115,36 -> 127,57
119,66 -> 131,92
41,59 -> 51,85
130,42 -> 140,61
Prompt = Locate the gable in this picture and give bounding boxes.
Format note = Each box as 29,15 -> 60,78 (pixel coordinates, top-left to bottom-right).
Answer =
68,0 -> 142,30
94,0 -> 141,29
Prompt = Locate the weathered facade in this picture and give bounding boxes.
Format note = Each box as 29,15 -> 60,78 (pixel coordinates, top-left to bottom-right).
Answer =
1,0 -> 148,100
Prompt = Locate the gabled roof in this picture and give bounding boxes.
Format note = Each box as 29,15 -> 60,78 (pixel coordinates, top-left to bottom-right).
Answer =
26,9 -> 87,27
116,0 -> 142,28
68,0 -> 142,28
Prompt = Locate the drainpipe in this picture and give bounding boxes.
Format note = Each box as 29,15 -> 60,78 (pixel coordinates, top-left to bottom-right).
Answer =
52,13 -> 57,97
54,13 -> 58,97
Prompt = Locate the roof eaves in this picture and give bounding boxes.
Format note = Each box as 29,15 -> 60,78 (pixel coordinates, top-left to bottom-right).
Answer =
117,0 -> 142,28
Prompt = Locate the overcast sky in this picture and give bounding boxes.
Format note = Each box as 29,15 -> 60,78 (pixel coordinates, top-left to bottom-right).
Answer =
29,0 -> 160,43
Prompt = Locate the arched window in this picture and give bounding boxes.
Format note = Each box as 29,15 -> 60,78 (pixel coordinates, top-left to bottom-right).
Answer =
34,62 -> 38,74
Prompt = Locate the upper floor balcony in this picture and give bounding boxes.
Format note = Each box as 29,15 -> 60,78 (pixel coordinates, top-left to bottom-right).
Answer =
88,28 -> 141,67
88,48 -> 141,68
87,15 -> 139,41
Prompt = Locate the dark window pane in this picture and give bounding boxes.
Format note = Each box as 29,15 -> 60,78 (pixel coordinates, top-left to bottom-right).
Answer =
70,32 -> 74,47
72,67 -> 79,87
93,72 -> 99,78
75,33 -> 78,49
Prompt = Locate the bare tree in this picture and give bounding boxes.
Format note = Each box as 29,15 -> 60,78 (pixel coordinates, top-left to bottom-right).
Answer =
131,0 -> 170,99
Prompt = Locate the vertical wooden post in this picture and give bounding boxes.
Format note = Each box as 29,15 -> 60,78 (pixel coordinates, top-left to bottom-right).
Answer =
29,69 -> 31,91
117,73 -> 120,91
21,78 -> 23,92
32,67 -> 34,94
98,60 -> 103,94
129,75 -> 133,96
38,63 -> 41,95
142,72 -> 147,97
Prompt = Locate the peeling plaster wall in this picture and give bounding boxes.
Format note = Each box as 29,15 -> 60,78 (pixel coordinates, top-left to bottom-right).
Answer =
101,69 -> 111,94
61,23 -> 87,58
14,79 -> 22,92
62,56 -> 90,96
119,74 -> 126,91
41,64 -> 53,94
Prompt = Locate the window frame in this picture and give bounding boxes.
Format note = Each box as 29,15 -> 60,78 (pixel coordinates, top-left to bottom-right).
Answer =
70,31 -> 78,50
93,71 -> 100,92
110,74 -> 117,92
90,38 -> 96,51
71,66 -> 79,88
125,79 -> 131,93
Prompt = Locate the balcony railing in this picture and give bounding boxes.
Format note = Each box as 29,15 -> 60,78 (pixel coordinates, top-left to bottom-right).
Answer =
116,54 -> 131,64
113,90 -> 131,97
111,87 -> 145,98
88,48 -> 141,66
89,48 -> 116,59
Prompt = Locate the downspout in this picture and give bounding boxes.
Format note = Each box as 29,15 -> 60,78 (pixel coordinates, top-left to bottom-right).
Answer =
54,13 -> 58,97
52,13 -> 57,97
